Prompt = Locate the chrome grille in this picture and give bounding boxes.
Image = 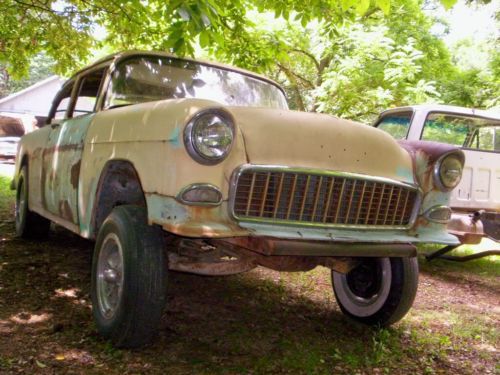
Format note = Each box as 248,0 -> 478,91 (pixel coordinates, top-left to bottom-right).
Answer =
231,167 -> 419,228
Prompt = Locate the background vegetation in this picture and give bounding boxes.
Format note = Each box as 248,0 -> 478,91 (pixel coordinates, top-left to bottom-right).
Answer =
1,0 -> 499,123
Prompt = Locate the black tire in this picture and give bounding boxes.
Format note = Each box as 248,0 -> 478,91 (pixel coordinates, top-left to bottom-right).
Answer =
15,166 -> 51,239
91,205 -> 167,348
332,257 -> 418,326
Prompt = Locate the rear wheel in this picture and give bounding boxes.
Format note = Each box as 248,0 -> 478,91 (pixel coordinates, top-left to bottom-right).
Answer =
15,166 -> 51,239
91,205 -> 167,348
332,257 -> 418,326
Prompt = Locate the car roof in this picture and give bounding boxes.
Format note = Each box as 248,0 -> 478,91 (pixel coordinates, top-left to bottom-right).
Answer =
70,50 -> 285,94
379,104 -> 500,121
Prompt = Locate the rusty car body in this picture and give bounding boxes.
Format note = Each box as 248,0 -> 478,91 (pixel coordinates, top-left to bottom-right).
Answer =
13,52 -> 465,347
375,105 -> 499,259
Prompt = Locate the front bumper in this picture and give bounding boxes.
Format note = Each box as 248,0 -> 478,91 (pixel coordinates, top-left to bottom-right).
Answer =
146,193 -> 460,247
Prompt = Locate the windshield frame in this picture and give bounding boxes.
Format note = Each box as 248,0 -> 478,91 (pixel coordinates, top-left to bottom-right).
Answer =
101,53 -> 288,110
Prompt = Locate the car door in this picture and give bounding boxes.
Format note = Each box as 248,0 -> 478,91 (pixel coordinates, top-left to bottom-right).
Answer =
43,65 -> 107,226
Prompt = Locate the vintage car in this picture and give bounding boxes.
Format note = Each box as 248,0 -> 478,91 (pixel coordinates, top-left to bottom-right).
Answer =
375,105 -> 499,260
12,51 -> 464,348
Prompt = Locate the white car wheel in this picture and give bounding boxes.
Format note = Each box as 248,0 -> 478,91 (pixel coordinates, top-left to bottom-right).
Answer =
332,257 -> 419,326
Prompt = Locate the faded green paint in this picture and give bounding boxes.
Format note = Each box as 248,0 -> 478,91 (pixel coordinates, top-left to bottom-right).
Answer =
43,114 -> 95,224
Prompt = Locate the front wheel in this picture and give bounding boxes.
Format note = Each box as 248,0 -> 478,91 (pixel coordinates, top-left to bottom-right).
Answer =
332,257 -> 418,326
91,205 -> 167,348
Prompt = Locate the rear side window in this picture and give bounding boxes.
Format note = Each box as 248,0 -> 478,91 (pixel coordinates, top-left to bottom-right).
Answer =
422,112 -> 500,151
375,111 -> 412,139
467,126 -> 500,151
73,68 -> 106,117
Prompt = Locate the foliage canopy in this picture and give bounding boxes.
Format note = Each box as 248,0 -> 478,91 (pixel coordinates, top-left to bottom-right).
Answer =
2,0 -> 458,76
3,0 -> 498,123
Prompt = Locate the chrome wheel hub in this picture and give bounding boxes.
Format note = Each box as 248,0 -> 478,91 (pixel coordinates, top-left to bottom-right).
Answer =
333,258 -> 392,317
96,233 -> 124,319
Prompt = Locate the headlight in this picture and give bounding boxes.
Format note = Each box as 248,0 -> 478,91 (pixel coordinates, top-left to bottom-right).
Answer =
434,152 -> 464,191
184,109 -> 234,165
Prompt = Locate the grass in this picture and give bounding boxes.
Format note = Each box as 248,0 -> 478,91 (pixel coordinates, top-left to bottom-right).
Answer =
0,176 -> 15,213
418,243 -> 500,278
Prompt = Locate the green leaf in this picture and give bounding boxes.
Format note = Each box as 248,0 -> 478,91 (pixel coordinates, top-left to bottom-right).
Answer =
355,0 -> 370,15
341,0 -> 357,11
199,31 -> 210,48
440,0 -> 457,10
376,0 -> 391,14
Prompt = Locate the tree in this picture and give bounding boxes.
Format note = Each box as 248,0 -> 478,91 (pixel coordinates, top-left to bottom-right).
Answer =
0,53 -> 55,98
1,0 -> 458,78
208,0 -> 456,122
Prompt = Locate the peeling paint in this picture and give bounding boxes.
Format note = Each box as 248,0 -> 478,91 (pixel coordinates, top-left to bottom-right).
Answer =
70,160 -> 82,189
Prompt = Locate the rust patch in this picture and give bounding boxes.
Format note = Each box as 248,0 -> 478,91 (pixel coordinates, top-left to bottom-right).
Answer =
58,200 -> 74,222
70,160 -> 82,189
40,149 -> 49,209
398,140 -> 461,164
398,140 -> 465,197
41,144 -> 82,155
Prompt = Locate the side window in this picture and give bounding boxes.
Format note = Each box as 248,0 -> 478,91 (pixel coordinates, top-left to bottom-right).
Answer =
375,111 -> 412,140
422,112 -> 500,151
52,82 -> 75,121
73,68 -> 106,117
467,126 -> 500,151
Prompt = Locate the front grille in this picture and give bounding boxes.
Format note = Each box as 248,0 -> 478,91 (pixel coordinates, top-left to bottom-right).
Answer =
231,167 -> 419,228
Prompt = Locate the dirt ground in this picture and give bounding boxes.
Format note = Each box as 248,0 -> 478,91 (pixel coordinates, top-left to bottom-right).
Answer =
0,175 -> 499,374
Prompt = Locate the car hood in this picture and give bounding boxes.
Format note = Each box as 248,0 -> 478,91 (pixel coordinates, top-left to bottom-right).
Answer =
227,106 -> 415,184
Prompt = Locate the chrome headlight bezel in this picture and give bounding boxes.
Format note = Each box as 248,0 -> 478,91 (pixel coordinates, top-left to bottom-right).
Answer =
433,151 -> 465,191
183,109 -> 235,165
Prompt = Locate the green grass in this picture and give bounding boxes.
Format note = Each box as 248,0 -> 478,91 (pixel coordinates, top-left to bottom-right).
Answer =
418,243 -> 500,278
0,175 -> 15,216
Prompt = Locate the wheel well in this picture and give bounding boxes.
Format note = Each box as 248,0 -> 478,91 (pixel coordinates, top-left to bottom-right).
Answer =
20,154 -> 29,169
92,160 -> 146,237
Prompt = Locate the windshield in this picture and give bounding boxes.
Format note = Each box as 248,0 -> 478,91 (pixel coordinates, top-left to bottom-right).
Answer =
422,113 -> 500,152
105,56 -> 288,110
375,111 -> 412,139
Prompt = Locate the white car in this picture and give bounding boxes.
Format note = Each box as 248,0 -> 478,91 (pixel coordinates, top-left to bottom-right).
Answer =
375,105 -> 500,259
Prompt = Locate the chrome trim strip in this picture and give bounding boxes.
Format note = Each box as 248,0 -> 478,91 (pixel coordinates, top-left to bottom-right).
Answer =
229,164 -> 422,230
176,183 -> 223,206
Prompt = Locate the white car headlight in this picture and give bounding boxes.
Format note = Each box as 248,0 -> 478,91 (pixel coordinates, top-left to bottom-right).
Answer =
184,109 -> 234,165
434,152 -> 464,191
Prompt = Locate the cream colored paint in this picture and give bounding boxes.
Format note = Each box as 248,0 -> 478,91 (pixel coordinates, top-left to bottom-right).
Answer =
76,98 -> 417,238
18,96 -> 446,243
230,107 -> 415,183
